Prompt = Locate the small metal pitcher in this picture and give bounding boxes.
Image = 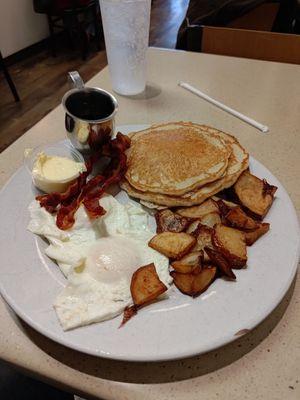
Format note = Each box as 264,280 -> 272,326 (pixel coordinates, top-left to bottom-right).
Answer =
62,71 -> 118,153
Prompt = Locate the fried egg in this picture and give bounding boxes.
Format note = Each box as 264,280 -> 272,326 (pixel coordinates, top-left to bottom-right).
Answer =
28,195 -> 171,330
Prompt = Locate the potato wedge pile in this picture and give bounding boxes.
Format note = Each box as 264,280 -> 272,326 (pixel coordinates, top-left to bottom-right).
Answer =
149,171 -> 277,298
121,171 -> 277,325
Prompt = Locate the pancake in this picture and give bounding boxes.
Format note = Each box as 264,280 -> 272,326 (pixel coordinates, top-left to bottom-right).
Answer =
125,123 -> 231,196
121,171 -> 242,207
121,123 -> 249,207
177,122 -> 249,177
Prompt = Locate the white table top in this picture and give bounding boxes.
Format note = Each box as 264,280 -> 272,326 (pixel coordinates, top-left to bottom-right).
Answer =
0,48 -> 299,400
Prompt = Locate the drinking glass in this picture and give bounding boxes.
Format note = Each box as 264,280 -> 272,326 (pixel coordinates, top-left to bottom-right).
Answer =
99,0 -> 151,95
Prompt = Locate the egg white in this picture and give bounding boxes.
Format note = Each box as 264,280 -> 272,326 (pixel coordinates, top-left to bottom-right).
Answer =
28,195 -> 171,330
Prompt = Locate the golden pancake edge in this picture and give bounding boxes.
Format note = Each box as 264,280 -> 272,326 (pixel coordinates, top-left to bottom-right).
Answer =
121,122 -> 249,207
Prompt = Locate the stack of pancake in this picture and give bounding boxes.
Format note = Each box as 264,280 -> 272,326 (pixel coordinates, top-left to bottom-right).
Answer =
121,122 -> 249,208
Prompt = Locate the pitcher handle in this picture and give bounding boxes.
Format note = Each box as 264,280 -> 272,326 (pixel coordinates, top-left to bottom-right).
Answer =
68,71 -> 85,89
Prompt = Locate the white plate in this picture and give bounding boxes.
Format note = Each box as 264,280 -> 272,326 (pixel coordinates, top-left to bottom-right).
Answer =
0,125 -> 299,362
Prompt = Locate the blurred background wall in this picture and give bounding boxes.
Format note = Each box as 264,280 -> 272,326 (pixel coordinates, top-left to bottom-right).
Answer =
0,0 -> 48,57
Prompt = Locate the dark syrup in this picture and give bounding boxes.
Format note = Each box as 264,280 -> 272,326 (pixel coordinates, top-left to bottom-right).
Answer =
65,90 -> 115,120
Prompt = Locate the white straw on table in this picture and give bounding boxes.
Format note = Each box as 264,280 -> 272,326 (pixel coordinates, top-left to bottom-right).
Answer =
178,81 -> 269,133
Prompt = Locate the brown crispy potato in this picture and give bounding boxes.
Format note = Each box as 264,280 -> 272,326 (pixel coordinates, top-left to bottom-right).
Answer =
200,212 -> 222,228
225,206 -> 260,230
212,196 -> 238,208
149,232 -> 196,259
192,266 -> 217,296
119,305 -> 137,327
243,223 -> 270,245
212,224 -> 247,268
176,199 -> 219,219
204,246 -> 236,279
170,266 -> 217,297
170,271 -> 194,295
186,219 -> 202,235
171,251 -> 203,274
130,263 -> 167,306
216,199 -> 232,220
234,171 -> 277,219
186,212 -> 221,232
155,209 -> 189,233
192,224 -> 214,262
192,224 -> 213,249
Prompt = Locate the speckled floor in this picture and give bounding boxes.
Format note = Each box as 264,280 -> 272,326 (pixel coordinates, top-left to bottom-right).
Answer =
0,360 -> 73,399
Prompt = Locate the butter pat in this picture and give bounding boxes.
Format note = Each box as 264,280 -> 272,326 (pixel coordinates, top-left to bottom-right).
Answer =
32,152 -> 86,193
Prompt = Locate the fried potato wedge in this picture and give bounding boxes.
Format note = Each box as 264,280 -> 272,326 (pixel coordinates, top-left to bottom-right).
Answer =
130,263 -> 167,306
204,246 -> 236,279
225,206 -> 260,230
212,224 -> 247,268
149,232 -> 196,259
200,212 -> 222,228
212,196 -> 238,208
234,171 -> 277,219
192,267 -> 217,296
170,266 -> 217,297
155,209 -> 190,233
171,251 -> 203,274
243,223 -> 270,245
186,213 -> 221,231
216,199 -> 232,220
186,219 -> 202,235
120,305 -> 137,327
192,224 -> 214,262
192,225 -> 213,249
176,199 -> 219,219
170,271 -> 194,295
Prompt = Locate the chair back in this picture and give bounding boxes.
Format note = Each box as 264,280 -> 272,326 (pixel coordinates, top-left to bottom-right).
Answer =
187,25 -> 300,64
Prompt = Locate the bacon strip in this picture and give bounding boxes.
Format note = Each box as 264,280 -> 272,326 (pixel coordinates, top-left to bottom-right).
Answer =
36,132 -> 130,230
36,170 -> 89,213
56,198 -> 81,231
83,197 -> 106,219
82,134 -> 129,224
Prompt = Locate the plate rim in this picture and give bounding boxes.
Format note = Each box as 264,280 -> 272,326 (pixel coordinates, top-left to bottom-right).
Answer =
0,125 -> 299,362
